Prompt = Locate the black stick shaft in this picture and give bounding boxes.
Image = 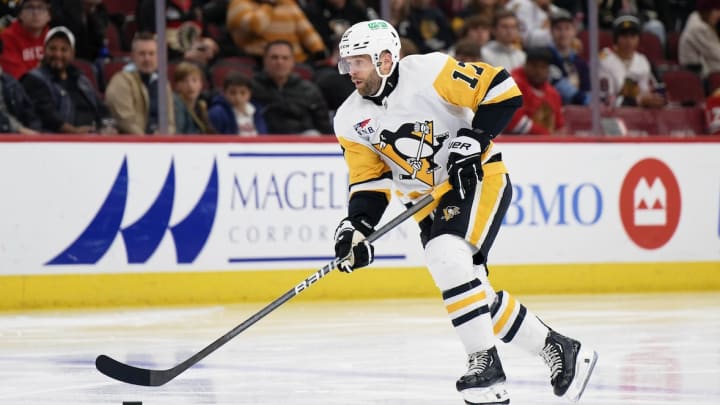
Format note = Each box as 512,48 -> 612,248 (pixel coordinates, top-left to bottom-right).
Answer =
96,190 -> 440,386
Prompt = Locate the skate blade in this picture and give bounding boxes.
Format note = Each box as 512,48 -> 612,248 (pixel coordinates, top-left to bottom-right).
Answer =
461,383 -> 510,404
564,349 -> 598,403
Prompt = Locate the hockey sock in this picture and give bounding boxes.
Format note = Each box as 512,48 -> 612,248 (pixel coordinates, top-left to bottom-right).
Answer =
426,235 -> 495,354
473,264 -> 549,355
491,290 -> 549,356
443,279 -> 495,354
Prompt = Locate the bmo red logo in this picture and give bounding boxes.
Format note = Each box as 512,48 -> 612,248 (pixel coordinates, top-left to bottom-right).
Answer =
619,158 -> 681,249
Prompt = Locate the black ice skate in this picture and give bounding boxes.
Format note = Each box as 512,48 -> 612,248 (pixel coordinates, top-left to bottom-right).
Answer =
540,330 -> 598,402
456,346 -> 510,405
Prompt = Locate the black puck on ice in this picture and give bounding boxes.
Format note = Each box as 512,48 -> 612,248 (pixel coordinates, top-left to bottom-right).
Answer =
122,402 -> 142,405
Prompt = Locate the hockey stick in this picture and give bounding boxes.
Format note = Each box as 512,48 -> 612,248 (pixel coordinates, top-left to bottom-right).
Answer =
96,184 -> 446,386
400,123 -> 429,180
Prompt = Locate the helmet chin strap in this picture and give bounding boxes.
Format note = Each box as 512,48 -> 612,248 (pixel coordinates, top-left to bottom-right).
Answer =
370,62 -> 397,97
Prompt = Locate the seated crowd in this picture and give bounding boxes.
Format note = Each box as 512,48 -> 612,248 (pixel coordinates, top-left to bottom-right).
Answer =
1,0 -> 720,136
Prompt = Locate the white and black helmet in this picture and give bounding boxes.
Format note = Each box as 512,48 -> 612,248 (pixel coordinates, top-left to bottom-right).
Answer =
338,19 -> 400,77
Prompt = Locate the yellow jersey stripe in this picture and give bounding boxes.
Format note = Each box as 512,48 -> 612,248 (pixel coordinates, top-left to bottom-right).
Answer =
337,136 -> 391,187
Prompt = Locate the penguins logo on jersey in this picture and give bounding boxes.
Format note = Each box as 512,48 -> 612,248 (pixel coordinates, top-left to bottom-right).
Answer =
374,121 -> 449,187
442,206 -> 461,221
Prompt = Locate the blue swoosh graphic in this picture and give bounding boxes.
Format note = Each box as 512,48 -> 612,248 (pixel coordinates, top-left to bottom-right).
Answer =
120,160 -> 175,263
46,158 -> 128,265
170,159 -> 219,263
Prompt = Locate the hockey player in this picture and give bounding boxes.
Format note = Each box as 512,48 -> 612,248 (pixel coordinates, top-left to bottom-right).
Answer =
331,19 -> 598,404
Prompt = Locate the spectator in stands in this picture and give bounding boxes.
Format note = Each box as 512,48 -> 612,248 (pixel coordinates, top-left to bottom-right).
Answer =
0,0 -> 51,79
663,0 -> 695,32
506,0 -> 559,47
302,0 -> 379,50
314,37 -> 355,113
49,0 -> 109,62
396,0 -> 456,53
399,37 -> 420,57
452,38 -> 483,63
482,10 -> 525,71
452,0 -> 504,37
507,47 -> 564,135
21,26 -> 116,134
104,32 -> 177,135
599,14 -> 666,108
548,8 -> 590,105
0,66 -> 42,134
597,0 -> 667,47
252,40 -> 332,135
226,0 -> 327,64
705,86 -> 720,133
178,28 -> 221,86
679,0 -> 720,78
183,36 -> 220,67
448,14 -> 491,58
136,0 -> 205,60
389,0 -> 410,27
173,61 -> 215,134
209,71 -> 267,135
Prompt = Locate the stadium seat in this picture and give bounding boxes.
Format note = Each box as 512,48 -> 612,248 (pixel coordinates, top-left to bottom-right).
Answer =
101,59 -> 129,87
122,19 -> 138,47
73,59 -> 100,94
707,71 -> 720,94
612,107 -> 659,135
213,56 -> 258,69
666,31 -> 681,63
638,31 -> 665,66
105,23 -> 128,57
210,63 -> 255,90
562,105 -> 593,135
662,69 -> 706,106
105,0 -> 137,18
578,29 -> 613,61
655,107 -> 706,135
293,63 -> 315,80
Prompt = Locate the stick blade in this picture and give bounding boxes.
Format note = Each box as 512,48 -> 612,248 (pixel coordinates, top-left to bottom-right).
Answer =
96,354 -> 169,386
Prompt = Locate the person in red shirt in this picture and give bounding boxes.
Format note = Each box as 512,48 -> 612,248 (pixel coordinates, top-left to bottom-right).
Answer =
0,0 -> 51,80
507,46 -> 565,135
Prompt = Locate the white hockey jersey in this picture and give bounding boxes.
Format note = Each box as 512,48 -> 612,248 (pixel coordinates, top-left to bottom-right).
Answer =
333,52 -> 521,215
599,47 -> 656,102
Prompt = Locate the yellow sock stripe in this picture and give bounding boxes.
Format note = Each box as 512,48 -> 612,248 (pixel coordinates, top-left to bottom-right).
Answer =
493,294 -> 517,335
445,291 -> 487,313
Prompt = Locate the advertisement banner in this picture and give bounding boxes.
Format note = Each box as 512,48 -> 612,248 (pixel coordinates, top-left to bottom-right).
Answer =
0,140 -> 718,276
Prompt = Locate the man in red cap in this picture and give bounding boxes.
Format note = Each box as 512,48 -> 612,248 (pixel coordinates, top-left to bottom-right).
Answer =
0,0 -> 51,79
679,0 -> 720,77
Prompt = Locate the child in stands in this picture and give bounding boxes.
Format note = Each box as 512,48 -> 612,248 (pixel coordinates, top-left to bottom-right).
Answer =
208,72 -> 267,136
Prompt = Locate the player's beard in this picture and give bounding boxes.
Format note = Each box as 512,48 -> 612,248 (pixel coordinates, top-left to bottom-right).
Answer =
357,72 -> 383,97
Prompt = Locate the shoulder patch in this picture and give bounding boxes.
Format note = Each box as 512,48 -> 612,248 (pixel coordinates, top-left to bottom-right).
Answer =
353,118 -> 379,139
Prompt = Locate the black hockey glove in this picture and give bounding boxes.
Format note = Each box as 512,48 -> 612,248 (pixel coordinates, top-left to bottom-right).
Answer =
333,218 -> 375,273
447,128 -> 491,200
